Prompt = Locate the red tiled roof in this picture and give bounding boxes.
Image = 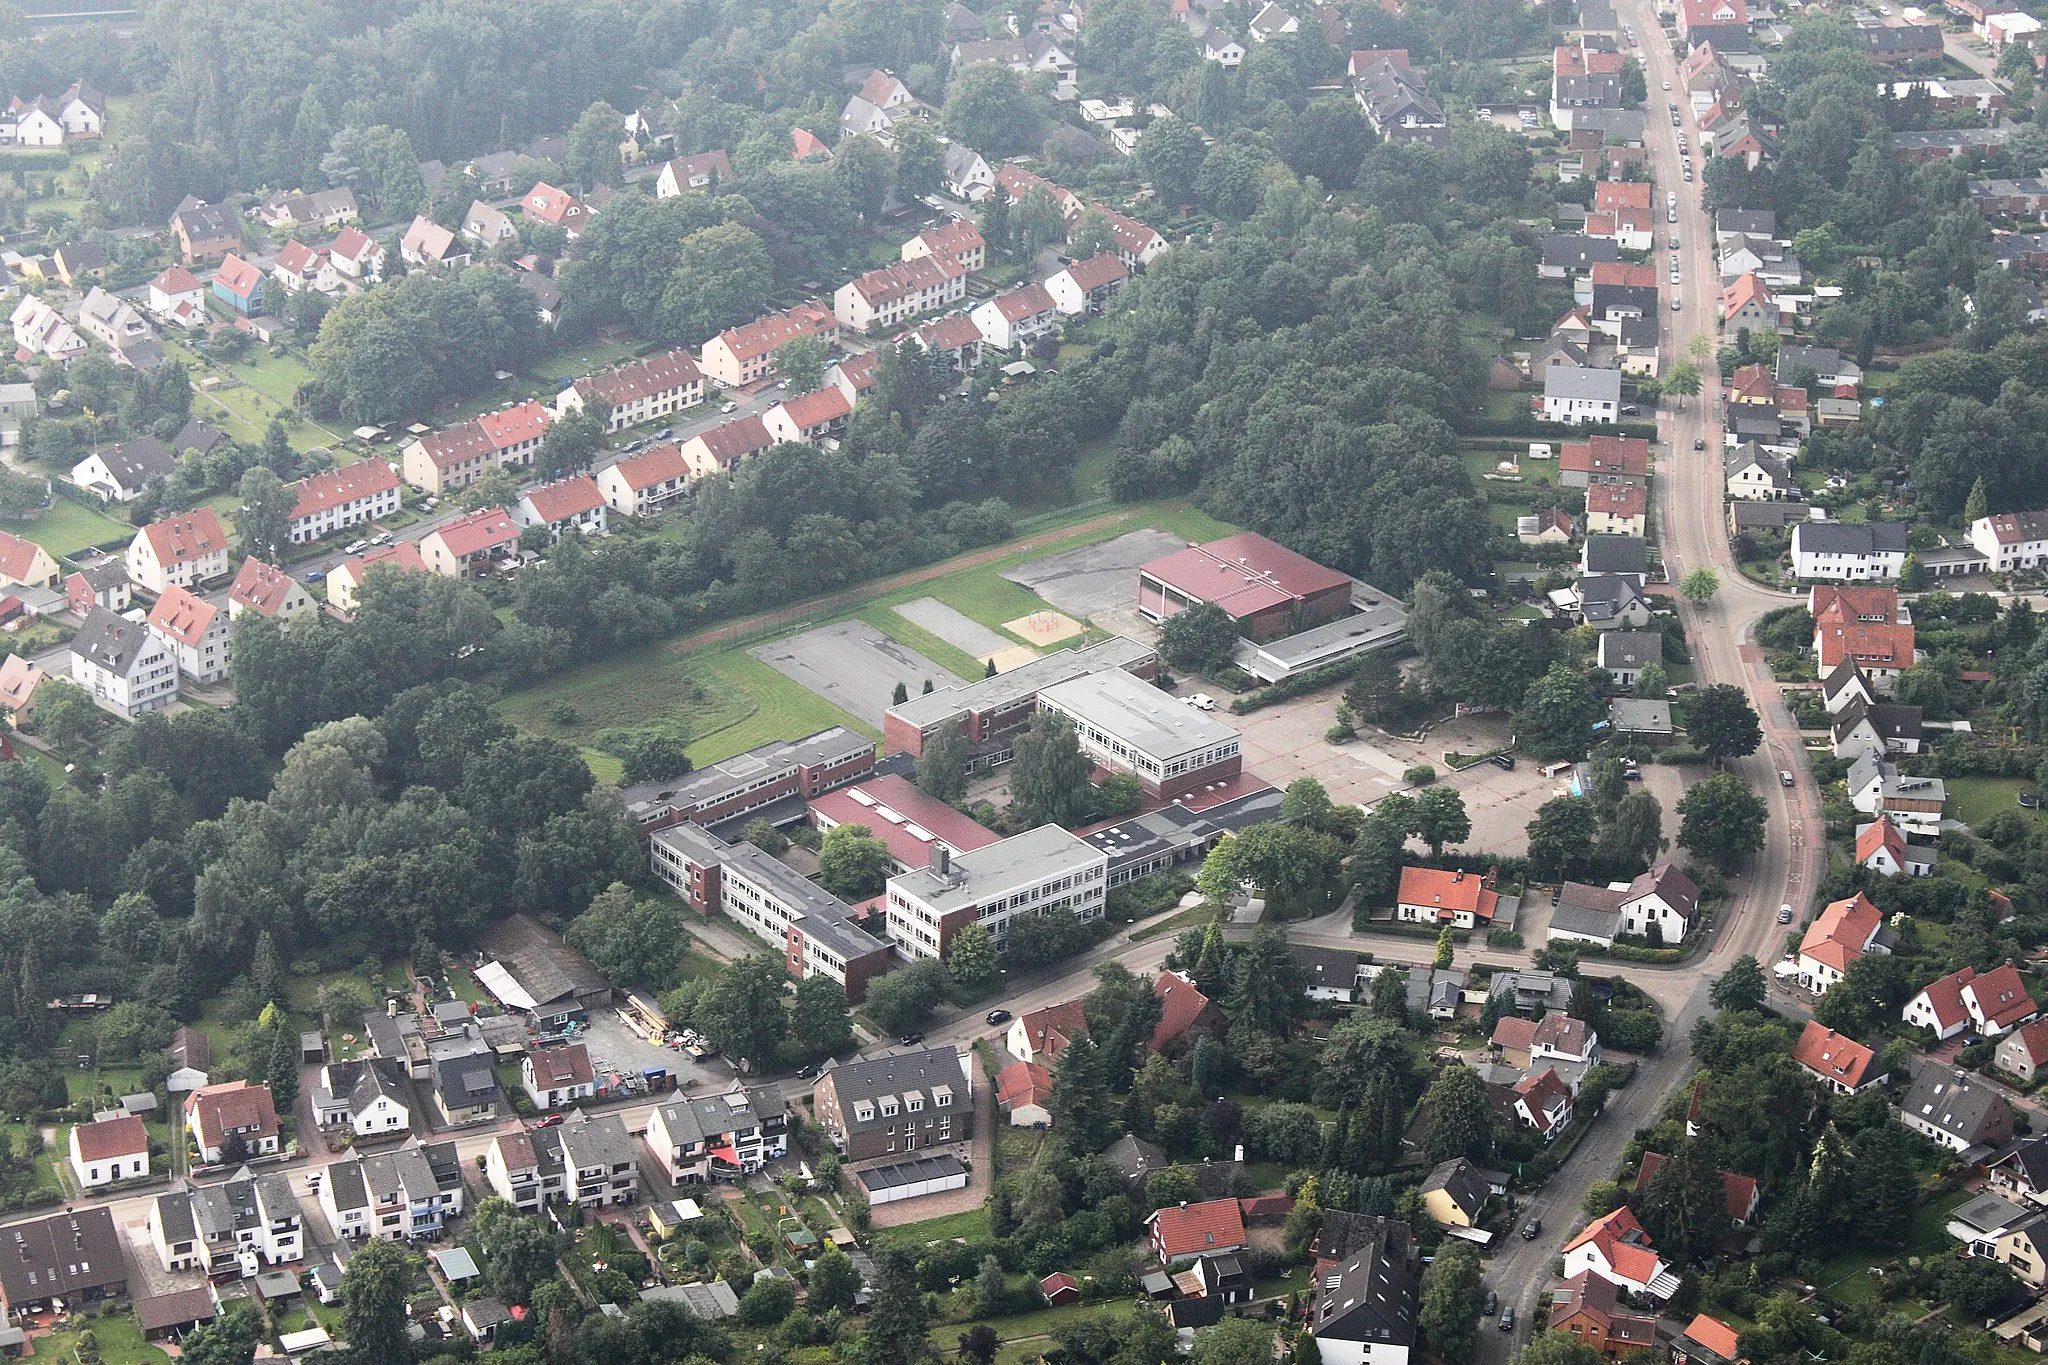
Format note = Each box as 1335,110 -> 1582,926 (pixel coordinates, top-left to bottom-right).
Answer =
228,558 -> 302,617
1591,261 -> 1658,288
1722,1171 -> 1758,1220
1151,1198 -> 1247,1258
997,1060 -> 1052,1109
1684,1316 -> 1742,1363
1560,435 -> 1649,477
1793,1020 -> 1879,1087
707,303 -> 837,364
0,530 -> 46,584
1800,892 -> 1881,972
685,414 -> 774,470
2007,1017 -> 2048,1066
989,282 -> 1055,321
528,1044 -> 595,1088
339,540 -> 427,586
151,266 -> 201,294
1815,621 -> 1914,671
808,775 -> 1001,871
793,128 -> 830,159
1493,1016 -> 1537,1050
574,350 -> 702,406
331,225 -> 377,261
521,181 -> 587,227
1811,584 -> 1902,627
1965,961 -> 2037,1031
1680,0 -> 1749,26
274,239 -> 324,277
417,401 -> 552,469
916,220 -> 985,257
186,1080 -> 279,1151
915,312 -> 984,350
1729,363 -> 1774,403
1515,1068 -> 1573,1135
1150,970 -> 1216,1052
214,253 -> 261,297
0,654 -> 43,711
847,255 -> 966,307
1064,253 -> 1128,291
611,443 -> 693,491
1396,866 -> 1499,922
522,474 -> 604,525
291,460 -> 398,520
72,1114 -> 146,1161
147,584 -> 219,647
1039,1271 -> 1080,1299
1090,204 -> 1164,256
140,508 -> 226,567
430,507 -> 519,559
1587,482 -> 1648,518
665,150 -> 734,185
833,351 -> 879,392
775,386 -> 852,430
1722,271 -> 1772,315
1017,1000 -> 1087,1062
1594,181 -> 1653,212
1856,815 -> 1907,870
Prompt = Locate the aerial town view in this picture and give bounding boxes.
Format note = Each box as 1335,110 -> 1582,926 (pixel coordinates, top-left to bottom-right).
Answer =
0,0 -> 2046,1364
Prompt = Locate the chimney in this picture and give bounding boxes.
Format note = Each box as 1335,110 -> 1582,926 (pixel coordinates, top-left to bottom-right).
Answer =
1180,1200 -> 1189,1210
933,843 -> 950,876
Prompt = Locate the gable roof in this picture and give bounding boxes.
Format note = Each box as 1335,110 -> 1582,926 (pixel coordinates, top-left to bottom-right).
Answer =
1397,866 -> 1498,920
1966,961 -> 2036,1031
1420,1158 -> 1490,1217
1792,1020 -> 1879,1088
1800,892 -> 1882,972
527,1044 -> 595,1089
147,584 -> 220,647
1150,1198 -> 1247,1258
72,1114 -> 147,1161
571,350 -> 702,406
430,507 -> 519,559
996,1060 -> 1052,1110
1015,1000 -> 1087,1062
522,474 -> 605,525
138,508 -> 226,568
1856,814 -> 1907,869
1683,1315 -> 1743,1363
1151,970 -> 1217,1051
292,460 -> 399,520
214,254 -> 262,298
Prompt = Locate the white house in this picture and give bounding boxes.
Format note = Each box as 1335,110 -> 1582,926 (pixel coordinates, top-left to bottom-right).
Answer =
1543,367 -> 1622,425
288,461 -> 401,544
148,1169 -> 302,1276
523,1044 -> 598,1110
556,351 -> 704,433
320,1144 -> 463,1242
1970,510 -> 2048,572
127,508 -> 229,592
1725,443 -> 1795,500
147,266 -> 207,329
329,226 -> 386,285
461,201 -> 518,248
942,143 -> 997,201
511,474 -> 608,542
1562,1207 -> 1679,1299
970,283 -> 1060,350
1796,891 -> 1886,995
597,443 -> 694,517
69,606 -> 177,719
1203,30 -> 1247,66
227,558 -> 317,623
1045,253 -> 1129,315
310,1058 -> 413,1138
77,286 -> 152,353
11,294 -> 83,361
1903,962 -> 2038,1041
1792,521 -> 1908,581
834,257 -> 968,334
69,1115 -> 148,1189
146,585 -> 230,684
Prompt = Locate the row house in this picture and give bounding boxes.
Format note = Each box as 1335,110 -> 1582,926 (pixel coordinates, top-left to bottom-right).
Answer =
512,474 -> 608,542
1047,253 -> 1129,315
904,219 -> 988,273
321,1143 -> 466,1241
1592,181 -> 1655,251
260,187 -> 359,230
597,443 -> 693,517
972,283 -> 1059,351
400,400 -> 552,494
698,302 -> 839,388
679,413 -> 775,477
128,507 -> 228,592
996,164 -> 1084,220
764,386 -> 853,446
834,256 -> 969,334
546,1112 -> 640,1208
911,311 -> 986,370
643,1088 -> 789,1183
228,557 -> 317,624
421,506 -> 520,580
1085,204 -> 1170,267
148,1169 -> 302,1275
1969,508 -> 2048,570
147,585 -> 229,684
557,350 -> 705,432
69,607 -> 177,718
328,542 -> 428,614
288,460 -> 401,544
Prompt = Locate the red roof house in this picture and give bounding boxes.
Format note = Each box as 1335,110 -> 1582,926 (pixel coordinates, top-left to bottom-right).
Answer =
1150,970 -> 1222,1054
1148,1198 -> 1248,1263
1792,1020 -> 1885,1093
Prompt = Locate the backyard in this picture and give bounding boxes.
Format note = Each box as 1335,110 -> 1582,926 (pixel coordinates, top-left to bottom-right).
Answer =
1,497 -> 134,558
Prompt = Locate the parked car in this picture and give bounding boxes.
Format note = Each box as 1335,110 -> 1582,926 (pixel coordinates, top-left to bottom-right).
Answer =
1485,1291 -> 1499,1315
1492,754 -> 1516,770
1779,904 -> 1795,924
899,1032 -> 925,1046
1500,1309 -> 1516,1332
1522,1218 -> 1541,1240
1186,693 -> 1218,711
344,540 -> 369,554
536,1113 -> 565,1128
986,1009 -> 1012,1025
1780,770 -> 1795,787
302,569 -> 326,583
1624,769 -> 1643,782
721,401 -> 738,413
1694,438 -> 1706,450
370,532 -> 392,546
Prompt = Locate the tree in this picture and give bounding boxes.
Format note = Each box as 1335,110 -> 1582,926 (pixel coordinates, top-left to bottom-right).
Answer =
339,1236 -> 413,1365
772,335 -> 831,394
1007,713 -> 1096,828
565,101 -> 626,189
1676,772 -> 1768,871
1899,553 -> 1927,591
179,1300 -> 261,1365
1191,1319 -> 1278,1365
863,958 -> 952,1036
1434,926 -> 1455,969
819,823 -> 891,900
946,923 -> 1000,995
1095,772 -> 1144,818
1512,1335 -> 1607,1365
568,883 -> 687,988
740,1274 -> 798,1326
1049,1034 -> 1113,1151
1206,822 -> 1346,918
1635,661 -> 1668,699
1347,649 -> 1403,724
1685,684 -> 1762,761
1812,952 -> 1911,1038
896,122 -> 946,199
834,134 -> 896,220
1710,955 -> 1767,1013
662,222 -> 774,342
237,466 -> 295,566
1526,797 -> 1599,880
1663,360 -> 1703,402
1965,475 -> 1990,525
1159,601 -> 1240,673
1680,566 -> 1720,605
1417,1242 -> 1486,1365
1637,1141 -> 1730,1264
267,1024 -> 300,1107
811,1247 -> 862,1314
1520,663 -> 1602,761
1224,928 -> 1308,1038
698,955 -> 791,1072
1413,786 -> 1470,858
1369,964 -> 1409,1024
536,409 -> 604,479
864,1244 -> 935,1365
916,725 -> 972,804
792,973 -> 854,1056
1601,790 -> 1663,870
946,64 -> 1041,159
1420,1065 -> 1496,1164
1138,115 -> 1208,208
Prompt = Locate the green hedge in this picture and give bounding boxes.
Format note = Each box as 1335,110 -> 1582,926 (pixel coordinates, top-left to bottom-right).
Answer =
0,152 -> 71,172
1228,654 -> 1372,714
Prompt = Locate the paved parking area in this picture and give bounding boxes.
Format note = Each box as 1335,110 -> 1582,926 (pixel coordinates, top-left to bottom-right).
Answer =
896,597 -> 1016,659
749,621 -> 963,728
1000,528 -> 1186,620
577,1011 -> 732,1096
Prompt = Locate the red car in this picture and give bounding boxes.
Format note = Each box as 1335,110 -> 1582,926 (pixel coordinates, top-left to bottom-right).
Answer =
536,1113 -> 565,1128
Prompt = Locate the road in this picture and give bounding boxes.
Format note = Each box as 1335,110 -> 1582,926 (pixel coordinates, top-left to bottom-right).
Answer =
1480,14 -> 1826,1357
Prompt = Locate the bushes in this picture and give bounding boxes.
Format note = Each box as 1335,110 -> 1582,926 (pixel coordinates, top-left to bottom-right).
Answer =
1229,655 -> 1370,714
1404,764 -> 1437,786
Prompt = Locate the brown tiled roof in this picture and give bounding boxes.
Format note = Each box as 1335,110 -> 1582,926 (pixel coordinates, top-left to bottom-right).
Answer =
708,303 -> 836,363
776,387 -> 852,429
0,530 -> 46,584
573,350 -> 702,405
146,584 -> 219,647
140,508 -> 226,567
611,443 -> 693,491
291,460 -> 398,519
228,558 -> 302,617
71,1114 -> 146,1161
522,474 -> 604,525
431,507 -> 519,558
1063,253 -> 1127,290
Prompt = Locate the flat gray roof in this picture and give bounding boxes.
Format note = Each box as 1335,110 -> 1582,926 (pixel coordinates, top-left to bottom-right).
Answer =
1037,667 -> 1239,763
887,636 -> 1155,729
890,824 -> 1104,915
621,727 -> 871,818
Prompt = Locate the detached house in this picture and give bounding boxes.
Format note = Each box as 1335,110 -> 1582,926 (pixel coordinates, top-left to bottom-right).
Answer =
147,585 -> 229,684
1904,963 -> 2037,1041
420,507 -> 520,580
328,542 -> 428,614
0,530 -> 56,591
211,254 -> 263,316
1999,1020 -> 2048,1083
1856,814 -> 1931,879
69,1115 -> 149,1189
942,143 -> 997,201
1515,1068 -> 1575,1140
147,266 -> 207,329
289,461 -> 401,544
186,1081 -> 281,1164
522,1044 -> 597,1111
170,198 -> 240,264
1549,1273 -> 1659,1361
1562,1206 -> 1679,1298
400,216 -> 469,270
1543,367 -> 1622,425
461,201 -> 517,248
521,182 -> 590,238
270,240 -> 335,296
1007,1000 -> 1087,1065
261,187 -> 358,230
11,294 -> 83,361
1830,696 -> 1923,761
598,443 -> 694,517
512,474 -> 608,542
1394,866 -> 1499,928
971,282 -> 1059,351
655,150 -> 734,197
1149,1198 -> 1249,1264
78,286 -> 152,352
127,508 -> 228,592
557,351 -> 705,432
1812,585 -> 1914,693
1798,892 -> 1888,994
1899,1064 -> 2013,1153
1725,442 -> 1795,500
69,607 -> 177,718
309,1058 -> 412,1137
329,226 -> 385,284
228,558 -> 315,624
1793,1020 -> 1886,1094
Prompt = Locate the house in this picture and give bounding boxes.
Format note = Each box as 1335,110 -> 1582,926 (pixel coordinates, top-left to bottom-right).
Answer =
522,1045 -> 597,1110
793,128 -> 832,160
1521,508 -> 1577,545
127,508 -> 228,593
1793,1020 -> 1886,1094
0,654 -> 44,725
1672,1316 -> 1744,1365
1307,1223 -> 1418,1365
0,531 -> 55,594
950,34 -> 1078,90
764,387 -> 853,446
211,254 -> 263,316
1008,1000 -> 1088,1065
420,507 -> 520,579
1585,483 -> 1647,537
401,400 -> 552,494
1204,30 -> 1247,65
1419,1158 -> 1491,1227
1534,1013 -> 1600,1065
656,151 -> 734,197
911,311 -> 986,371
1562,1206 -> 1679,1298
1152,970 -> 1223,1054
557,351 -> 704,432
521,182 -> 590,238
826,352 -> 878,407
1831,697 -> 1923,761
810,1047 -> 974,1162
432,1052 -> 499,1126
329,226 -> 385,284
10,294 -> 83,361
147,586 -> 229,684
1725,442 -> 1795,500
1192,1252 -> 1255,1304
1492,1016 -> 1538,1066
1353,55 -> 1448,147
512,474 -> 608,542
69,1115 -> 148,1189
1899,1063 -> 2014,1154
270,239 -> 334,296
642,1087 -> 788,1183
1543,367 -> 1622,425
78,287 -> 152,354
551,1111 -> 640,1207
1593,181 -> 1656,250
1047,254 -> 1129,315
148,1169 -> 302,1275
289,461 -> 401,544
834,257 -> 968,334
1597,631 -> 1661,688
1573,575 -> 1651,630
697,302 -> 840,388
321,1142 -> 466,1240
166,1028 -> 211,1092
1848,757 -> 1947,835
677,414 -> 775,479
1777,345 -> 1862,388
1999,1020 -> 2048,1083
1793,521 -> 1909,582
1038,1271 -> 1081,1307
904,220 -> 988,274
1582,534 -> 1648,586
260,187 -> 357,229
1515,1068 -> 1575,1140
1798,892 -> 1887,994
186,1081 -> 281,1164
309,1058 -> 412,1137
1905,963 -> 2036,1041
170,198 -> 240,263
942,143 -> 996,201
599,443 -> 694,517
74,601 -> 181,716
1394,867 -> 1499,928
147,266 -> 207,329
1548,1272 -> 1659,1360
1149,1198 -> 1248,1265
971,282 -> 1059,351
327,542 -> 428,613
0,1209 -> 126,1317
50,241 -> 105,286
1856,815 -> 1933,878
1812,587 -> 1914,693
484,1131 -> 556,1211
1081,204 -> 1171,268
400,216 -> 469,270
996,1061 -> 1053,1126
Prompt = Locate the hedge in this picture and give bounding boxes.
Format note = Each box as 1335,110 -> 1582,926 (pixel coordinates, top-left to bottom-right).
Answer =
1229,654 -> 1369,714
0,152 -> 70,172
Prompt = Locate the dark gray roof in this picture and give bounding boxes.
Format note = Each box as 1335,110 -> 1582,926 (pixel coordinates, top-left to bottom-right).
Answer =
1903,1064 -> 2010,1143
93,436 -> 175,490
1716,208 -> 1775,235
1312,1220 -> 1419,1346
71,606 -> 153,673
819,1048 -> 971,1135
1420,1159 -> 1490,1217
857,1153 -> 966,1193
1292,944 -> 1364,993
1104,1133 -> 1169,1187
560,1111 -> 634,1171
652,1088 -> 769,1147
1583,534 -> 1648,576
1833,696 -> 1923,745
476,913 -> 610,1010
1542,235 -> 1622,271
1725,441 -> 1790,483
1572,107 -> 1645,142
1597,631 -> 1663,671
1545,367 -> 1622,401
434,1052 -> 498,1104
1792,521 -> 1908,555
1577,574 -> 1641,615
1730,500 -> 1811,530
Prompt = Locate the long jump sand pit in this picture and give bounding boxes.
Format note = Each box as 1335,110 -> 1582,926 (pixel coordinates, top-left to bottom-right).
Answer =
1003,610 -> 1085,646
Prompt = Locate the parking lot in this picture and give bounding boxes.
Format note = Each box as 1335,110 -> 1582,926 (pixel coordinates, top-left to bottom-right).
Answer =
576,1009 -> 732,1099
748,620 -> 963,728
1000,528 -> 1187,620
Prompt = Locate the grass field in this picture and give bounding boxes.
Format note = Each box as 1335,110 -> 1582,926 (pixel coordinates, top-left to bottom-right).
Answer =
1817,1186 -> 1970,1303
29,1312 -> 170,1365
1946,776 -> 2034,831
3,499 -> 132,557
879,1203 -> 992,1244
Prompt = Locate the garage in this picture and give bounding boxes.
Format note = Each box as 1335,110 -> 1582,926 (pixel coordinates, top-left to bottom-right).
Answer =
857,1154 -> 969,1206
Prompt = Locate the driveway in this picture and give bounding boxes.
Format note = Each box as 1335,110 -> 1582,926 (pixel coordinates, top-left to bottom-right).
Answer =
865,1066 -> 993,1229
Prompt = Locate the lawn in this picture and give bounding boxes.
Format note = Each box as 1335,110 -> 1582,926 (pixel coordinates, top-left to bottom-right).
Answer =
1946,776 -> 2034,831
1463,447 -> 1560,489
1128,900 -> 1217,943
3,499 -> 133,558
1815,1186 -> 1970,1302
878,1203 -> 992,1244
31,1311 -> 171,1365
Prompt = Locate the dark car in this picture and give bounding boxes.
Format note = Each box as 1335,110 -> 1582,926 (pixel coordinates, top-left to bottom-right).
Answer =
899,1032 -> 925,1046
796,1063 -> 819,1079
1499,1308 -> 1516,1332
1485,1290 -> 1499,1316
986,1009 -> 1012,1025
1694,438 -> 1706,451
1492,754 -> 1516,771
1522,1218 -> 1541,1240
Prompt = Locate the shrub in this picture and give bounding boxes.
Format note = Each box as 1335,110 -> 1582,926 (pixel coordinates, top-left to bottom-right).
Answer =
1404,764 -> 1436,786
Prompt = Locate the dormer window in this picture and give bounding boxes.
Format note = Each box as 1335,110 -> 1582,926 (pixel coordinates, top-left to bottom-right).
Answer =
932,1085 -> 953,1107
881,1097 -> 900,1118
853,1101 -> 875,1122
